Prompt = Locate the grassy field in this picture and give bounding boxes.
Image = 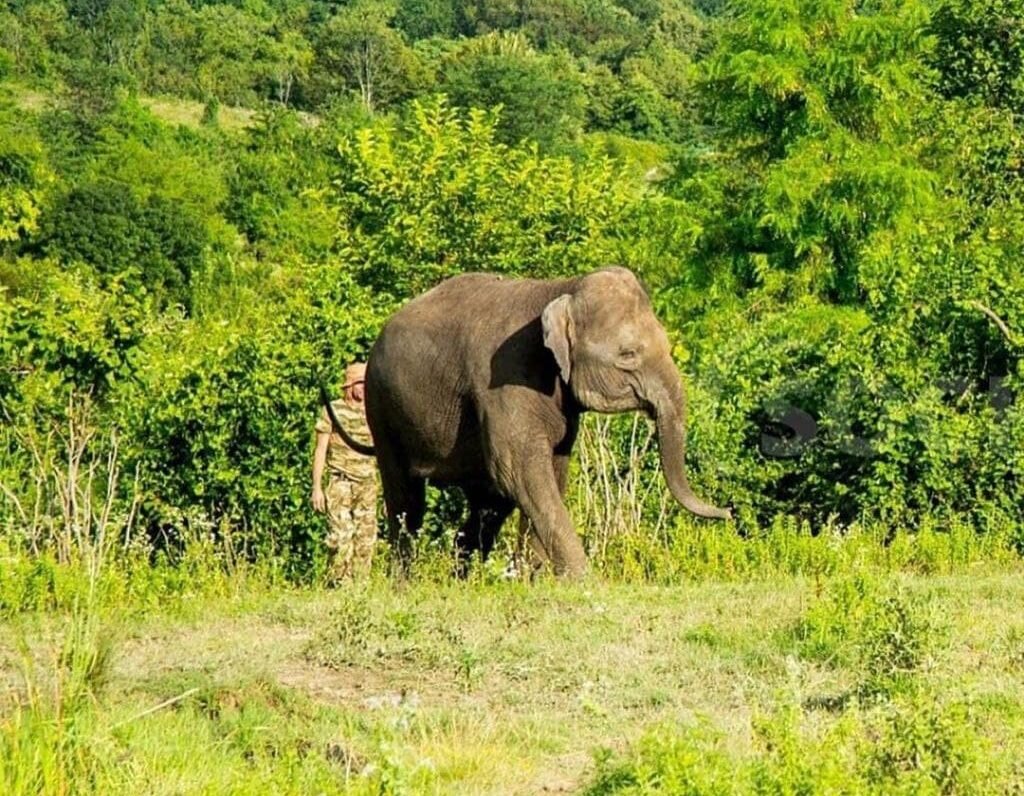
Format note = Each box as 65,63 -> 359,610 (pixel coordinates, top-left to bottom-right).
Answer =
2,530 -> 1024,794
6,81 -> 275,131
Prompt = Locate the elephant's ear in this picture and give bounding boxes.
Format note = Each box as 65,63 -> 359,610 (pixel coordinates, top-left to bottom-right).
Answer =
542,294 -> 574,383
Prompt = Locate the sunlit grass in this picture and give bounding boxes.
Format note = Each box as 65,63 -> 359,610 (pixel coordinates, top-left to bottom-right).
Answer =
138,95 -> 257,131
2,542 -> 1023,793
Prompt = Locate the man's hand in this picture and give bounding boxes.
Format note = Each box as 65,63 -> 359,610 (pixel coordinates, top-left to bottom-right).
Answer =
311,486 -> 326,513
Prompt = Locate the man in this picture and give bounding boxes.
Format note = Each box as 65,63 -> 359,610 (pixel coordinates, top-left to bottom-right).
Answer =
311,362 -> 378,581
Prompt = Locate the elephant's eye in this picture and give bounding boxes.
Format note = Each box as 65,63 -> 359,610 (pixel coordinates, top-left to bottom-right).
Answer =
617,347 -> 640,368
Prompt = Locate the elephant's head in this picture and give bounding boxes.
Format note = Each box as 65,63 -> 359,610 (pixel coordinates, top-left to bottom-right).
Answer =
542,267 -> 731,521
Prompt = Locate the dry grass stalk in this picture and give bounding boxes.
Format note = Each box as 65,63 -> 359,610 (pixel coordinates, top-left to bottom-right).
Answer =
1,393 -> 140,575
573,414 -> 673,559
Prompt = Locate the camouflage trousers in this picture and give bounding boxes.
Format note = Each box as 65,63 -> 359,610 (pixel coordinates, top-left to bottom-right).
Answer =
324,474 -> 379,581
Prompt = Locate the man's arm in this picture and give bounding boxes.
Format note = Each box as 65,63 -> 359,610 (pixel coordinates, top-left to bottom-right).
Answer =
311,430 -> 330,512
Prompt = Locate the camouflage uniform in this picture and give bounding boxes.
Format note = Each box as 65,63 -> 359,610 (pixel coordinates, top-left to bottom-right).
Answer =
315,400 -> 378,580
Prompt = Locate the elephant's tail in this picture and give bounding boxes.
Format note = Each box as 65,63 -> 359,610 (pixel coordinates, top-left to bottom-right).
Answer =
319,383 -> 376,457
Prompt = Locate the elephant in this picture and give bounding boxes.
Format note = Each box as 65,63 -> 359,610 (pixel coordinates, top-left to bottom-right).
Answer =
323,266 -> 730,578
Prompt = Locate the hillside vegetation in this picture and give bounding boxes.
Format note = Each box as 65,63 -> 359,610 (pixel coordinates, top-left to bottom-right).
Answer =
4,0 -> 1024,565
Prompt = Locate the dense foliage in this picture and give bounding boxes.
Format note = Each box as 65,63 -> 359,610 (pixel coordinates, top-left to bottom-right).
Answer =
0,0 -> 715,147
3,0 -> 1024,574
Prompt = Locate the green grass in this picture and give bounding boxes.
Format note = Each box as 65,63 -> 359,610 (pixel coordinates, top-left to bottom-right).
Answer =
2,529 -> 1024,794
5,80 -> 264,132
138,95 -> 259,131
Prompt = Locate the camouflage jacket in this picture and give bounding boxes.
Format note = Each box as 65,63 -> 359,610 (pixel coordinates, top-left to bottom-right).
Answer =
315,400 -> 376,481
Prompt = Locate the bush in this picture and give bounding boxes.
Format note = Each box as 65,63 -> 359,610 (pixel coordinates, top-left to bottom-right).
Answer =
865,697 -> 986,795
331,98 -> 636,301
0,261 -> 146,405
793,574 -> 942,700
39,180 -> 207,312
116,266 -> 385,570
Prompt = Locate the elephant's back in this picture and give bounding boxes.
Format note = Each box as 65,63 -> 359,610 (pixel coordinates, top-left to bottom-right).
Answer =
364,272 -> 573,478
385,272 -> 574,333
376,273 -> 572,380
371,274 -> 522,388
395,272 -> 519,316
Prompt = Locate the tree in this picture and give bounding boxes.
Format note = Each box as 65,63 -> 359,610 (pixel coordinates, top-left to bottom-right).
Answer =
330,98 -> 634,299
192,4 -> 276,105
225,109 -> 336,259
395,0 -> 457,40
313,0 -> 427,113
658,0 -> 1024,527
265,28 -> 313,106
609,36 -> 699,140
440,31 -> 586,148
140,0 -> 199,97
66,0 -> 145,70
930,0 -> 1024,111
40,181 -> 206,311
0,102 -> 51,247
695,0 -> 936,302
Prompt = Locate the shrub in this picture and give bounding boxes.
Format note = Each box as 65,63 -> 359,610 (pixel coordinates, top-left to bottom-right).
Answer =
793,574 -> 942,700
330,98 -> 636,301
116,266 -> 385,569
39,180 -> 207,312
865,697 -> 986,795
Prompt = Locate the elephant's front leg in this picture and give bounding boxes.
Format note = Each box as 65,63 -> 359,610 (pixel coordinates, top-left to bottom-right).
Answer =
501,449 -> 587,578
515,454 -> 571,575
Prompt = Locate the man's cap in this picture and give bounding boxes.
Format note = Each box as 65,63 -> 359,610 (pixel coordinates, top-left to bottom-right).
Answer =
343,362 -> 367,388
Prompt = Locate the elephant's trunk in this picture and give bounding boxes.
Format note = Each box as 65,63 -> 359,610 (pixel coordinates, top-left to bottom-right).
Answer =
650,369 -> 731,521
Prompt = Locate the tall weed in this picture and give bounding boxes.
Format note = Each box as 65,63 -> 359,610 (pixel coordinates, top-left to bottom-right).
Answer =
0,604 -> 118,794
793,573 -> 942,701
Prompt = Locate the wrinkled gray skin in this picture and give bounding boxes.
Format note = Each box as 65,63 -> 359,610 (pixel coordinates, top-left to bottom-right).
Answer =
332,267 -> 730,578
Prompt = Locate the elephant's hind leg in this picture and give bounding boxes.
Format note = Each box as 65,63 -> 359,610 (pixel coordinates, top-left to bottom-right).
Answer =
376,455 -> 425,574
454,490 -> 515,576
